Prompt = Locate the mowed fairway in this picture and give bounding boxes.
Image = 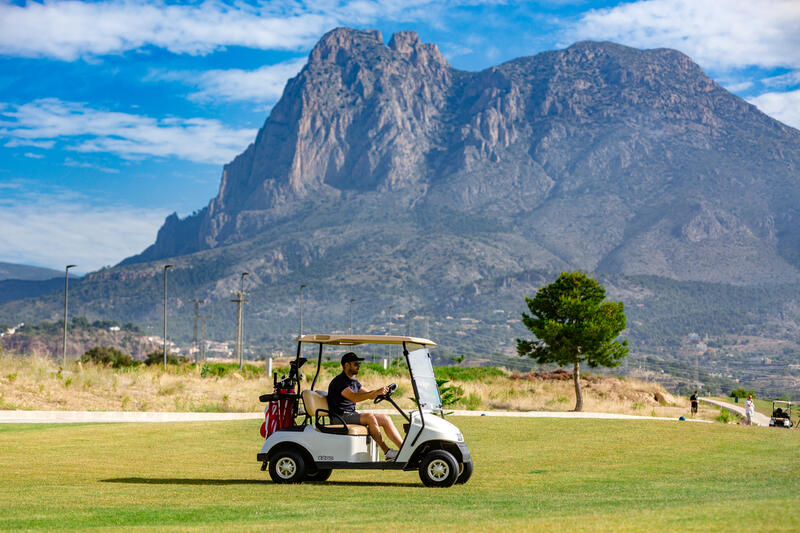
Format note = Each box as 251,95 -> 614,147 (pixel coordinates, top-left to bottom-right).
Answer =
1,417 -> 798,532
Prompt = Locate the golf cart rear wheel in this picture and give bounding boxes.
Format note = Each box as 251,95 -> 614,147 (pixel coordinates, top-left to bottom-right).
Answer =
456,460 -> 473,484
419,450 -> 459,487
305,468 -> 333,482
268,450 -> 306,484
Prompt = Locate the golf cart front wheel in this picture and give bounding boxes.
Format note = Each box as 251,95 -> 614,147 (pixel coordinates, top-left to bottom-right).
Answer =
456,460 -> 473,484
268,450 -> 306,484
419,450 -> 459,487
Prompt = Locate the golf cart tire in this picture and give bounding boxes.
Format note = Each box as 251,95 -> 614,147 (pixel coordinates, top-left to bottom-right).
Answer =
456,460 -> 473,485
268,449 -> 306,484
419,450 -> 459,488
305,468 -> 333,482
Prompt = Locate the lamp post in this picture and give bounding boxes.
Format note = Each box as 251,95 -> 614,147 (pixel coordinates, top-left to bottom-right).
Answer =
299,285 -> 307,337
349,298 -> 356,334
163,264 -> 173,370
386,305 -> 394,359
239,272 -> 249,369
62,264 -> 76,367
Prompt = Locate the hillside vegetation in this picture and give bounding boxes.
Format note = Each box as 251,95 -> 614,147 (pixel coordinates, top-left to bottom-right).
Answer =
0,351 -> 713,421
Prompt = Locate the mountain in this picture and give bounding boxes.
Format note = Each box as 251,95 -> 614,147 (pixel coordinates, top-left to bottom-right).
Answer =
0,262 -> 73,281
3,29 -> 800,397
123,28 -> 800,286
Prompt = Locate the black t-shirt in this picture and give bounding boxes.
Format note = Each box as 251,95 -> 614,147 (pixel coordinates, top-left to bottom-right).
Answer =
327,372 -> 361,416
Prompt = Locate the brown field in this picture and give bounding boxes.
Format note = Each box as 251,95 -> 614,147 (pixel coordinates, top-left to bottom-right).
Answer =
0,351 -> 718,421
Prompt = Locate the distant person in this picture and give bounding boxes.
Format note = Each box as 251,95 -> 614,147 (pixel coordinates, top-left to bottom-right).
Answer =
690,391 -> 698,415
327,352 -> 404,460
745,395 -> 755,426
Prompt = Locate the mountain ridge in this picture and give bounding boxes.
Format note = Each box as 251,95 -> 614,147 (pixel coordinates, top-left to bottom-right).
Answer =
121,28 -> 800,287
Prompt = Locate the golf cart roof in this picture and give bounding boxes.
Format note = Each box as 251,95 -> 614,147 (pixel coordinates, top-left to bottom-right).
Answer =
296,334 -> 436,346
772,400 -> 794,405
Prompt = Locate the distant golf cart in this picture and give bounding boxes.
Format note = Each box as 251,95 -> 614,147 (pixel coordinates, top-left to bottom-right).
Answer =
257,334 -> 472,487
769,400 -> 793,428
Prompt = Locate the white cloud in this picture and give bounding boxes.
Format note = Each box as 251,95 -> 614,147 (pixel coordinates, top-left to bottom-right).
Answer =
63,158 -> 120,174
0,0 -> 333,60
566,0 -> 800,71
0,99 -> 257,164
159,57 -> 307,103
0,186 -> 168,272
0,0 -> 479,61
23,152 -> 44,159
4,138 -> 56,149
748,89 -> 800,130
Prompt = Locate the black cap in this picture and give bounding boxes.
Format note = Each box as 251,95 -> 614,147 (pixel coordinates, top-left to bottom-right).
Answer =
341,352 -> 365,364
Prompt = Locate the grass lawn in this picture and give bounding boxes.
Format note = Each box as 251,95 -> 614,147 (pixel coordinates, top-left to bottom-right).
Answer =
1,417 -> 798,531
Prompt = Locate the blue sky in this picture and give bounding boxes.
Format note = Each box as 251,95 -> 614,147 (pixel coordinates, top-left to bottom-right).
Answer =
1,0 -> 798,274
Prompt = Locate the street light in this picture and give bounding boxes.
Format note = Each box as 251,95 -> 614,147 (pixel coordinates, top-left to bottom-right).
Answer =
299,285 -> 307,336
239,272 -> 249,369
62,264 -> 76,367
349,298 -> 356,334
163,264 -> 173,370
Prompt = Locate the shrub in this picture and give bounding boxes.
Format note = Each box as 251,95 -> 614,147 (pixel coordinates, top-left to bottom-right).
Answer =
717,408 -> 731,423
144,351 -> 184,366
81,346 -> 136,368
460,392 -> 482,410
433,366 -> 506,382
730,387 -> 756,399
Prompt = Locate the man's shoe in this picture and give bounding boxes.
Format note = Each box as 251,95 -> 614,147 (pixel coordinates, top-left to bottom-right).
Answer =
385,449 -> 398,461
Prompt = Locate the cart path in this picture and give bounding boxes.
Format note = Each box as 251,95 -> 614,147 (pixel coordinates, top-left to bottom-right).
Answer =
699,397 -> 769,427
0,409 -> 711,424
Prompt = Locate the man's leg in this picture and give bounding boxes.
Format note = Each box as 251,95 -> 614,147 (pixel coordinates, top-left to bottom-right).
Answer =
359,413 -> 388,452
375,414 -> 403,448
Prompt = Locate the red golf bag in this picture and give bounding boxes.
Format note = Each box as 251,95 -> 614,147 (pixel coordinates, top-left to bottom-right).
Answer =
260,388 -> 294,438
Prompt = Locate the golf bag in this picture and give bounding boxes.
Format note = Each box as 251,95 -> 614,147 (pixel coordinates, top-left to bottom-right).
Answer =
259,357 -> 306,438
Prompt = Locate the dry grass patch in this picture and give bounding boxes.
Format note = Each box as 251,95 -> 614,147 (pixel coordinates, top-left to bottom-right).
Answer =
0,351 -> 715,420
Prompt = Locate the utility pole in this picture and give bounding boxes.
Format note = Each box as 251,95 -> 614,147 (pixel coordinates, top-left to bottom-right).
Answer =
349,298 -> 356,334
406,309 -> 416,336
190,299 -> 204,362
200,314 -> 211,361
62,264 -> 76,367
231,273 -> 249,369
163,264 -> 173,370
299,284 -> 307,337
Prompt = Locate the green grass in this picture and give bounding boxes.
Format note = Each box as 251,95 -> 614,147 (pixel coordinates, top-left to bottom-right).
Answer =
0,418 -> 798,531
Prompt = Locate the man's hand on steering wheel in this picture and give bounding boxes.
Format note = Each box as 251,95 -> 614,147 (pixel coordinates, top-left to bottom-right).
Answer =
374,383 -> 397,403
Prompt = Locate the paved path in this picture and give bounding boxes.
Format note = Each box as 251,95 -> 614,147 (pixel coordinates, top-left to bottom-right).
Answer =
700,397 -> 769,427
0,409 -> 710,424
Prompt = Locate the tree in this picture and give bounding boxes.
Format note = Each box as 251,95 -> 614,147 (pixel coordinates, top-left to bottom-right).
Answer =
517,271 -> 628,411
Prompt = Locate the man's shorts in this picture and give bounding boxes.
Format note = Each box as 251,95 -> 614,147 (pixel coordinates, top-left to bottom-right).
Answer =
339,411 -> 363,425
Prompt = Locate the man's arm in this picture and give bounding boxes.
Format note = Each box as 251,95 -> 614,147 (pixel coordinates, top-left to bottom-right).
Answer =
342,386 -> 388,404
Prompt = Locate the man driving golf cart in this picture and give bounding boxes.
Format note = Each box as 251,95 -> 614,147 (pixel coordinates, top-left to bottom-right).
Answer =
328,352 -> 403,460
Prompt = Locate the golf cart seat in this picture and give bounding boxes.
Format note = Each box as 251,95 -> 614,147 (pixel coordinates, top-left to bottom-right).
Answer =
301,390 -> 368,436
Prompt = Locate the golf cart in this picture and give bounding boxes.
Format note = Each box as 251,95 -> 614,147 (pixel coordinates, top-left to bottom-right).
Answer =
769,400 -> 793,428
257,334 -> 473,487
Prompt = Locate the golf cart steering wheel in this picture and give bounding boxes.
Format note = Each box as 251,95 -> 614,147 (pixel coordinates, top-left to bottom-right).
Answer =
374,383 -> 397,404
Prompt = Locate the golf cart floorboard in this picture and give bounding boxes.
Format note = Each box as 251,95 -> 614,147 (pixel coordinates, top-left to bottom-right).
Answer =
317,461 -> 409,470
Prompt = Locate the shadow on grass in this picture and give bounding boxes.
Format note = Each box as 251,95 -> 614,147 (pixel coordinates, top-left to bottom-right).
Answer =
101,478 -> 420,487
102,478 -> 266,486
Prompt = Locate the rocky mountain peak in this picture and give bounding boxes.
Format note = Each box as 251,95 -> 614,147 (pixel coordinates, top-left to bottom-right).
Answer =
308,27 -> 384,64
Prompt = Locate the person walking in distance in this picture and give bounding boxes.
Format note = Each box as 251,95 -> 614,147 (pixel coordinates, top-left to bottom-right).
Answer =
690,391 -> 699,416
745,395 -> 755,426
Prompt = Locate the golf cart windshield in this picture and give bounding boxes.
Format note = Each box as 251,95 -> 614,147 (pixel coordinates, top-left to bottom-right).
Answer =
408,348 -> 442,411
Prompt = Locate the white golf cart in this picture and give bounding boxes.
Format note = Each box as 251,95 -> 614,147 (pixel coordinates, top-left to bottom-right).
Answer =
769,400 -> 793,428
257,334 -> 473,487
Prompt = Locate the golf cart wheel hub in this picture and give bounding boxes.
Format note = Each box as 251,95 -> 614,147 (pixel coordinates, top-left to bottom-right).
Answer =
276,458 -> 297,478
428,459 -> 450,481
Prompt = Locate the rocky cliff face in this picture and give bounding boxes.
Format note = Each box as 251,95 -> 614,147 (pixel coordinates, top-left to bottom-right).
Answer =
122,28 -> 800,286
